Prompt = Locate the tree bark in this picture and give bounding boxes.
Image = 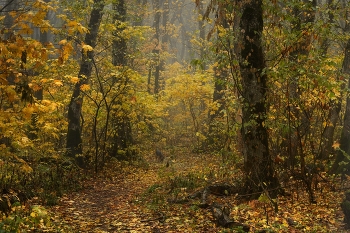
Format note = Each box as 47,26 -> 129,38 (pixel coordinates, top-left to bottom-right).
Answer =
206,4 -> 229,149
109,0 -> 134,160
238,0 -> 279,197
152,0 -> 161,95
331,39 -> 350,174
318,0 -> 341,161
112,0 -> 127,66
66,0 -> 104,166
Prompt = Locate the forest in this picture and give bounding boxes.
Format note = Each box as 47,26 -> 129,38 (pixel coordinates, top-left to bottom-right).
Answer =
1,0 -> 350,232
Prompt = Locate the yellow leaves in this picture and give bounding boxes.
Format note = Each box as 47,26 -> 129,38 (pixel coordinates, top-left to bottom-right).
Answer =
58,41 -> 73,64
7,43 -> 22,56
70,76 -> 79,84
65,20 -> 88,35
32,11 -> 47,26
38,99 -> 60,113
59,39 -> 67,45
32,83 -> 42,92
80,84 -> 90,91
332,142 -> 340,149
82,44 -> 93,55
21,162 -> 33,174
33,0 -> 51,11
53,80 -> 63,87
22,105 -> 35,119
42,123 -> 59,139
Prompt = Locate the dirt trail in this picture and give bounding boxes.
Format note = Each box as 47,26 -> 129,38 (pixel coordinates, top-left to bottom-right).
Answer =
50,167 -> 160,232
49,154 -> 222,232
48,152 -> 350,233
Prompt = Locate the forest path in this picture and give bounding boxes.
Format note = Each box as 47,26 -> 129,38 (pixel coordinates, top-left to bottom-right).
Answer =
47,152 -> 348,233
49,152 -> 219,232
50,164 -> 160,232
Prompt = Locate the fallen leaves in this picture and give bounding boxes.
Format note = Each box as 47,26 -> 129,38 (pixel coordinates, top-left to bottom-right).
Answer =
32,151 -> 348,232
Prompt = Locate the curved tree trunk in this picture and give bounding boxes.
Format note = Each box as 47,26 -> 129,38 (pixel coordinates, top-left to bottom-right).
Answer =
66,0 -> 104,167
238,0 -> 279,197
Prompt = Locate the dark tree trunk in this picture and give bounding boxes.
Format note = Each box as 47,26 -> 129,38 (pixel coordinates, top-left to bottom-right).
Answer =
318,0 -> 341,161
112,0 -> 127,66
66,0 -> 104,167
152,0 -> 161,95
206,5 -> 229,149
110,0 -> 134,160
238,0 -> 279,197
319,100 -> 341,160
197,0 -> 205,66
331,39 -> 350,174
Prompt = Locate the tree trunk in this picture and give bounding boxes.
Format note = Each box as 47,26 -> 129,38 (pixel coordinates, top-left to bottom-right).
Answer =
238,0 -> 279,197
66,0 -> 104,167
318,0 -> 341,161
112,0 -> 127,66
206,5 -> 229,149
110,0 -> 134,160
286,0 -> 316,170
318,100 -> 341,160
197,0 -> 205,68
331,39 -> 350,174
152,0 -> 161,95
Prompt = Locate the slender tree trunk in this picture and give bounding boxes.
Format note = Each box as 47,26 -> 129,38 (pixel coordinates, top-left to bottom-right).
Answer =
197,0 -> 205,67
66,0 -> 104,167
286,0 -> 316,170
152,0 -> 161,94
158,0 -> 169,91
238,0 -> 279,197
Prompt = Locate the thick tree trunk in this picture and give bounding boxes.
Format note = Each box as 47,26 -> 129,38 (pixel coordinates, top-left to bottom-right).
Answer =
331,39 -> 350,174
238,0 -> 279,197
112,0 -> 127,66
109,0 -> 134,160
66,0 -> 104,166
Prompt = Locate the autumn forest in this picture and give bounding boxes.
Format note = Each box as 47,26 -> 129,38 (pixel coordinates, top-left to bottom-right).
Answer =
1,0 -> 350,232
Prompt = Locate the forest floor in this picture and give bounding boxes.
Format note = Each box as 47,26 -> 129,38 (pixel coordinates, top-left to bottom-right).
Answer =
45,149 -> 349,233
